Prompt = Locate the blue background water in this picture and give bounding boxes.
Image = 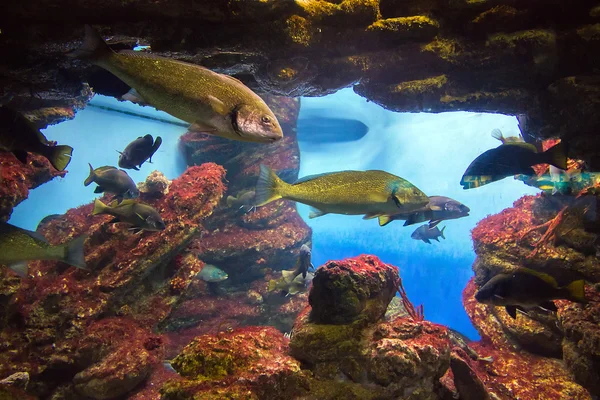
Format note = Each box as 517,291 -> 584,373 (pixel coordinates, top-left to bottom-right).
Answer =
10,89 -> 539,339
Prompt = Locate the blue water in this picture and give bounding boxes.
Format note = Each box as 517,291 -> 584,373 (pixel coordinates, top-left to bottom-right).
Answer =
10,89 -> 540,340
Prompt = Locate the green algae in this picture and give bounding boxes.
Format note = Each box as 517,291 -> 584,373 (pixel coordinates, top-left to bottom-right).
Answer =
367,16 -> 439,37
285,15 -> 313,46
295,0 -> 381,23
421,38 -> 461,62
577,24 -> 600,41
487,29 -> 556,49
392,75 -> 448,95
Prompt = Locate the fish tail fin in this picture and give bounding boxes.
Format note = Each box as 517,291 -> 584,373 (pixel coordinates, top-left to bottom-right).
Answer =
92,198 -> 108,215
63,235 -> 89,270
440,226 -> 446,239
542,141 -> 568,170
490,129 -> 504,143
43,145 -> 73,172
564,280 -> 586,303
255,164 -> 285,206
84,163 -> 95,186
69,25 -> 113,62
267,279 -> 277,292
378,215 -> 392,227
226,195 -> 236,207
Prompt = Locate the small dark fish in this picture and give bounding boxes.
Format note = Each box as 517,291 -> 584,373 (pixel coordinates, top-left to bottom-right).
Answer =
267,244 -> 315,295
475,267 -> 586,319
0,222 -> 88,277
226,190 -> 256,210
379,196 -> 470,227
92,199 -> 165,232
0,106 -> 73,171
447,328 -> 493,363
411,224 -> 446,244
84,164 -> 139,202
460,130 -> 567,190
118,134 -> 162,170
293,244 -> 314,279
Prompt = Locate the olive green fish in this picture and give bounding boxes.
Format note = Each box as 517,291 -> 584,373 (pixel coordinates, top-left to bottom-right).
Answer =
475,267 -> 586,319
71,25 -> 283,143
255,165 -> 429,219
92,199 -> 165,232
0,106 -> 73,171
84,164 -> 139,202
0,222 -> 88,277
268,271 -> 314,296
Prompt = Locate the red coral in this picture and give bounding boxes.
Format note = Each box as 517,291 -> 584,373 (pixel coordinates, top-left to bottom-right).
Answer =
0,152 -> 65,221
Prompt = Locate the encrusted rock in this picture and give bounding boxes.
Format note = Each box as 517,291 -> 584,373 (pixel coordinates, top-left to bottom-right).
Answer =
308,254 -> 399,324
138,170 -> 171,196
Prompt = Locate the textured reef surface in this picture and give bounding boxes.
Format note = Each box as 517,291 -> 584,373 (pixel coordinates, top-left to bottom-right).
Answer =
2,0 -> 600,165
464,190 -> 600,399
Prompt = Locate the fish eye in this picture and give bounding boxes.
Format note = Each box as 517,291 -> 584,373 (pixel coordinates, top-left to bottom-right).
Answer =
261,115 -> 272,124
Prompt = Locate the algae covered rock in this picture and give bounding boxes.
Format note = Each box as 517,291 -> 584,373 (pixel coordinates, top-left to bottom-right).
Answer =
308,254 -> 399,324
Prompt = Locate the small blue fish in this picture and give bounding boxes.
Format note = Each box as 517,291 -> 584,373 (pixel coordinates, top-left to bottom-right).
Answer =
196,264 -> 228,282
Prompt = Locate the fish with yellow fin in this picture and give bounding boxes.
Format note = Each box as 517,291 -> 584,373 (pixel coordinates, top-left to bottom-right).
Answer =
255,165 -> 428,219
92,199 -> 165,232
461,129 -> 567,189
70,25 -> 282,143
475,267 -> 586,319
268,245 -> 315,295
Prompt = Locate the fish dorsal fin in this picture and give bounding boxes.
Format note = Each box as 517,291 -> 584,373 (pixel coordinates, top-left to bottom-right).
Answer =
23,229 -> 49,244
294,171 -> 354,185
491,129 -> 504,143
516,267 -> 558,287
221,74 -> 245,85
118,199 -> 137,206
117,50 -> 216,74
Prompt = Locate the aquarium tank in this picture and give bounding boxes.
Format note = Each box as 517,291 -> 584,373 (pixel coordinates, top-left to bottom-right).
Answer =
0,1 -> 599,399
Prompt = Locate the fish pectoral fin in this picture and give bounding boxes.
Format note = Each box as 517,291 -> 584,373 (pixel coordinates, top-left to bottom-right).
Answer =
308,207 -> 328,219
538,301 -> 558,312
505,305 -> 518,319
94,186 -> 105,193
205,95 -> 228,116
429,205 -> 443,211
423,238 -> 431,244
379,215 -> 393,226
189,121 -> 217,133
9,262 -> 28,278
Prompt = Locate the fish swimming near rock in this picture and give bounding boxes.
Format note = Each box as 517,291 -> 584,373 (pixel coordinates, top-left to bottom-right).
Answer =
118,134 -> 162,170
411,224 -> 446,244
447,328 -> 493,363
0,106 -> 73,171
460,129 -> 568,190
255,164 -> 429,219
474,267 -> 586,319
71,25 -> 283,143
196,264 -> 228,283
0,222 -> 88,277
268,271 -> 314,296
92,199 -> 165,232
84,164 -> 140,202
379,196 -> 470,227
268,245 -> 314,295
226,189 -> 256,210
